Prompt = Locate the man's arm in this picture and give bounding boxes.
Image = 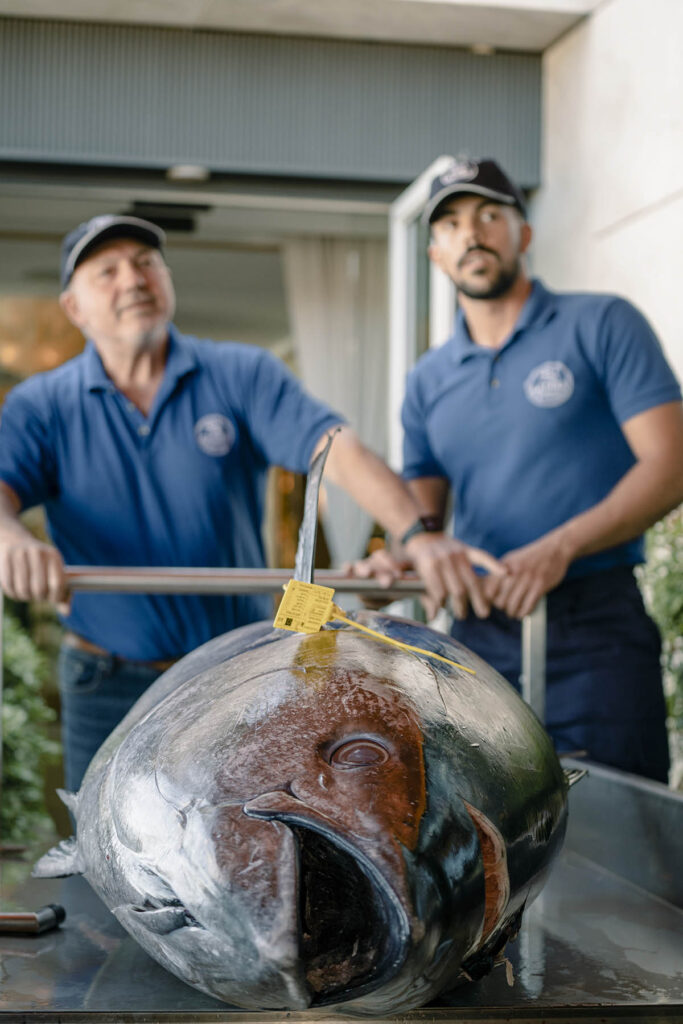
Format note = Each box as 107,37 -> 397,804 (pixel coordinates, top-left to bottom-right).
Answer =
485,401 -> 683,619
314,428 -> 504,618
0,481 -> 68,605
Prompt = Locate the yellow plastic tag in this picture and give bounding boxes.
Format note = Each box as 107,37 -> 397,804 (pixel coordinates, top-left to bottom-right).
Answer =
274,579 -> 336,634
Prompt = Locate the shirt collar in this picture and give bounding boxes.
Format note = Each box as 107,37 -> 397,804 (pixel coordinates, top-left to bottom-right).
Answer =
84,324 -> 197,392
449,278 -> 558,364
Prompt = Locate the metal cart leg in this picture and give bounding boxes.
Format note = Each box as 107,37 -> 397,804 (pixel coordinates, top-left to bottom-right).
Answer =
521,595 -> 547,722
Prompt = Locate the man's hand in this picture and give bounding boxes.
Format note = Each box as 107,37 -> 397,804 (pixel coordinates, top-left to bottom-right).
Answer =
347,546 -> 412,591
0,535 -> 70,611
349,534 -> 506,620
403,533 -> 506,620
0,481 -> 70,612
484,531 -> 572,620
345,547 -> 415,610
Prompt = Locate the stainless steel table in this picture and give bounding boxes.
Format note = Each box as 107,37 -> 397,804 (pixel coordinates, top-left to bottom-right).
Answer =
1,760 -> 682,1023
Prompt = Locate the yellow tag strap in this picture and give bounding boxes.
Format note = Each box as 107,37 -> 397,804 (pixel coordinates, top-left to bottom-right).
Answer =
330,604 -> 475,675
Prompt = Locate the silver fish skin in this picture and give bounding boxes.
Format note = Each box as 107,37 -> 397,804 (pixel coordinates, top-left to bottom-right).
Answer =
34,612 -> 568,1013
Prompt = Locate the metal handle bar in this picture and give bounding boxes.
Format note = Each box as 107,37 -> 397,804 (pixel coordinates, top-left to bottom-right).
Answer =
62,566 -> 426,596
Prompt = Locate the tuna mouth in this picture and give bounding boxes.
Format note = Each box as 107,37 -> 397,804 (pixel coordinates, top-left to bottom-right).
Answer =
292,824 -> 408,1006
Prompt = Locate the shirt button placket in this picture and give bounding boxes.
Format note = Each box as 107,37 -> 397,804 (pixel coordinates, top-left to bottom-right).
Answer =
490,354 -> 501,390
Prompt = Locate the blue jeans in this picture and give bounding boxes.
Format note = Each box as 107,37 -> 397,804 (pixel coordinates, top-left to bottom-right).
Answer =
449,567 -> 670,783
57,645 -> 165,792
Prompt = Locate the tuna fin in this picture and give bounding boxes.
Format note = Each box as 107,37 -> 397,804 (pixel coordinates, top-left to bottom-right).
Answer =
564,767 -> 588,788
32,836 -> 85,878
114,903 -> 190,936
463,801 -> 510,941
57,787 -> 80,816
462,904 -> 524,982
294,428 -> 340,584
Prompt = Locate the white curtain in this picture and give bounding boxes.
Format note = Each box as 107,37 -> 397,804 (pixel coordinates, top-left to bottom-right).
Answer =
283,238 -> 388,566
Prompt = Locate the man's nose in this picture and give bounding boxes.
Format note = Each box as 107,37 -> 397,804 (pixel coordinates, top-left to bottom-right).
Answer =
462,218 -> 482,246
118,260 -> 147,287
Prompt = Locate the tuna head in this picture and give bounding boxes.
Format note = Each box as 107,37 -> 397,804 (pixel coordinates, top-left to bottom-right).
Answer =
68,628 -> 486,1012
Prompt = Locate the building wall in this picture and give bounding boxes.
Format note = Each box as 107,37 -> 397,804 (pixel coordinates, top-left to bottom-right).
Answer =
531,0 -> 683,382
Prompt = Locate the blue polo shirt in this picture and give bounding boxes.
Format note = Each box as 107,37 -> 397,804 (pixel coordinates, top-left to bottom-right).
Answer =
402,279 -> 681,578
0,327 -> 343,658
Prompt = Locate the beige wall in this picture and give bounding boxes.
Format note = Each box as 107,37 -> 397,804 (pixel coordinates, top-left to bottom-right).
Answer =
531,0 -> 683,383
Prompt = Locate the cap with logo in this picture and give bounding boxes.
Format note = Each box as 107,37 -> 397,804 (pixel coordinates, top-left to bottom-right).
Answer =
423,158 -> 527,224
60,214 -> 166,290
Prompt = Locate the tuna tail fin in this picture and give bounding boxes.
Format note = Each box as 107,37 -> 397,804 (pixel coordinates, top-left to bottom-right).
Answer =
32,788 -> 84,878
32,836 -> 85,878
564,767 -> 588,788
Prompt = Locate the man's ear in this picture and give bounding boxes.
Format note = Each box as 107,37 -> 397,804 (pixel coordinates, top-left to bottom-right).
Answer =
428,241 -> 445,272
520,221 -> 533,255
59,288 -> 83,329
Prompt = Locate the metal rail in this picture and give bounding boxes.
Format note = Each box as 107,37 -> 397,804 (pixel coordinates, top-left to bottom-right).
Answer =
62,566 -> 426,595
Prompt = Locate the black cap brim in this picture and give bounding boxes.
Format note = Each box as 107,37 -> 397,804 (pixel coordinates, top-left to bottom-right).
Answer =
62,216 -> 166,289
423,184 -> 526,225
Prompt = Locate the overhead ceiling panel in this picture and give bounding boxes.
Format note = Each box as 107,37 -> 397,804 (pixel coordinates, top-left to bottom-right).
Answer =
0,18 -> 541,186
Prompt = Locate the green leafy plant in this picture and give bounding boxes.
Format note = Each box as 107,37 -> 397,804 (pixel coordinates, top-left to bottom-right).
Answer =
1,609 -> 61,843
637,507 -> 683,788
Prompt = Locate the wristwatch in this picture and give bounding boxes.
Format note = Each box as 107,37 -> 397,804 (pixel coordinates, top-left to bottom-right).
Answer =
399,515 -> 442,546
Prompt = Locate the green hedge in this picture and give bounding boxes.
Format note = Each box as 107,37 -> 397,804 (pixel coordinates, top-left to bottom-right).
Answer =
637,506 -> 683,788
1,609 -> 60,844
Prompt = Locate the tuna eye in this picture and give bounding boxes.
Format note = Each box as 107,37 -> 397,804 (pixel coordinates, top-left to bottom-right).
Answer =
328,738 -> 389,769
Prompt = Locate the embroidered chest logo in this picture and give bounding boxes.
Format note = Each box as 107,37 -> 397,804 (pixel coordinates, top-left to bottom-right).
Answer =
523,361 -> 575,408
194,414 -> 236,456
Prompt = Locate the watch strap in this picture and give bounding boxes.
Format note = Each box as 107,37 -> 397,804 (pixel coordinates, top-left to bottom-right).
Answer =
399,515 -> 442,546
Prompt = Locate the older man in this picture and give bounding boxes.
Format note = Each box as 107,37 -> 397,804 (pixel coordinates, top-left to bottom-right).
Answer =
358,158 -> 683,782
0,214 -> 501,789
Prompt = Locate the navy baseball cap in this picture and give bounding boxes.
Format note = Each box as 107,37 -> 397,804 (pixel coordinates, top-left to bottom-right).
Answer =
60,214 -> 166,289
423,158 -> 527,224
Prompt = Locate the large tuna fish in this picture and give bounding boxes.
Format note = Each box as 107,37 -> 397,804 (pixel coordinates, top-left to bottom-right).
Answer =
34,436 -> 572,1013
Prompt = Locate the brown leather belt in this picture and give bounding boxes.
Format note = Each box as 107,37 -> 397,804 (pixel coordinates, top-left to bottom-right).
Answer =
63,631 -> 179,673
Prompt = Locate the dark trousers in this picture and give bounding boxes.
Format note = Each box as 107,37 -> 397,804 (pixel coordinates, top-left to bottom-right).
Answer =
57,645 -> 164,792
449,567 -> 670,783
